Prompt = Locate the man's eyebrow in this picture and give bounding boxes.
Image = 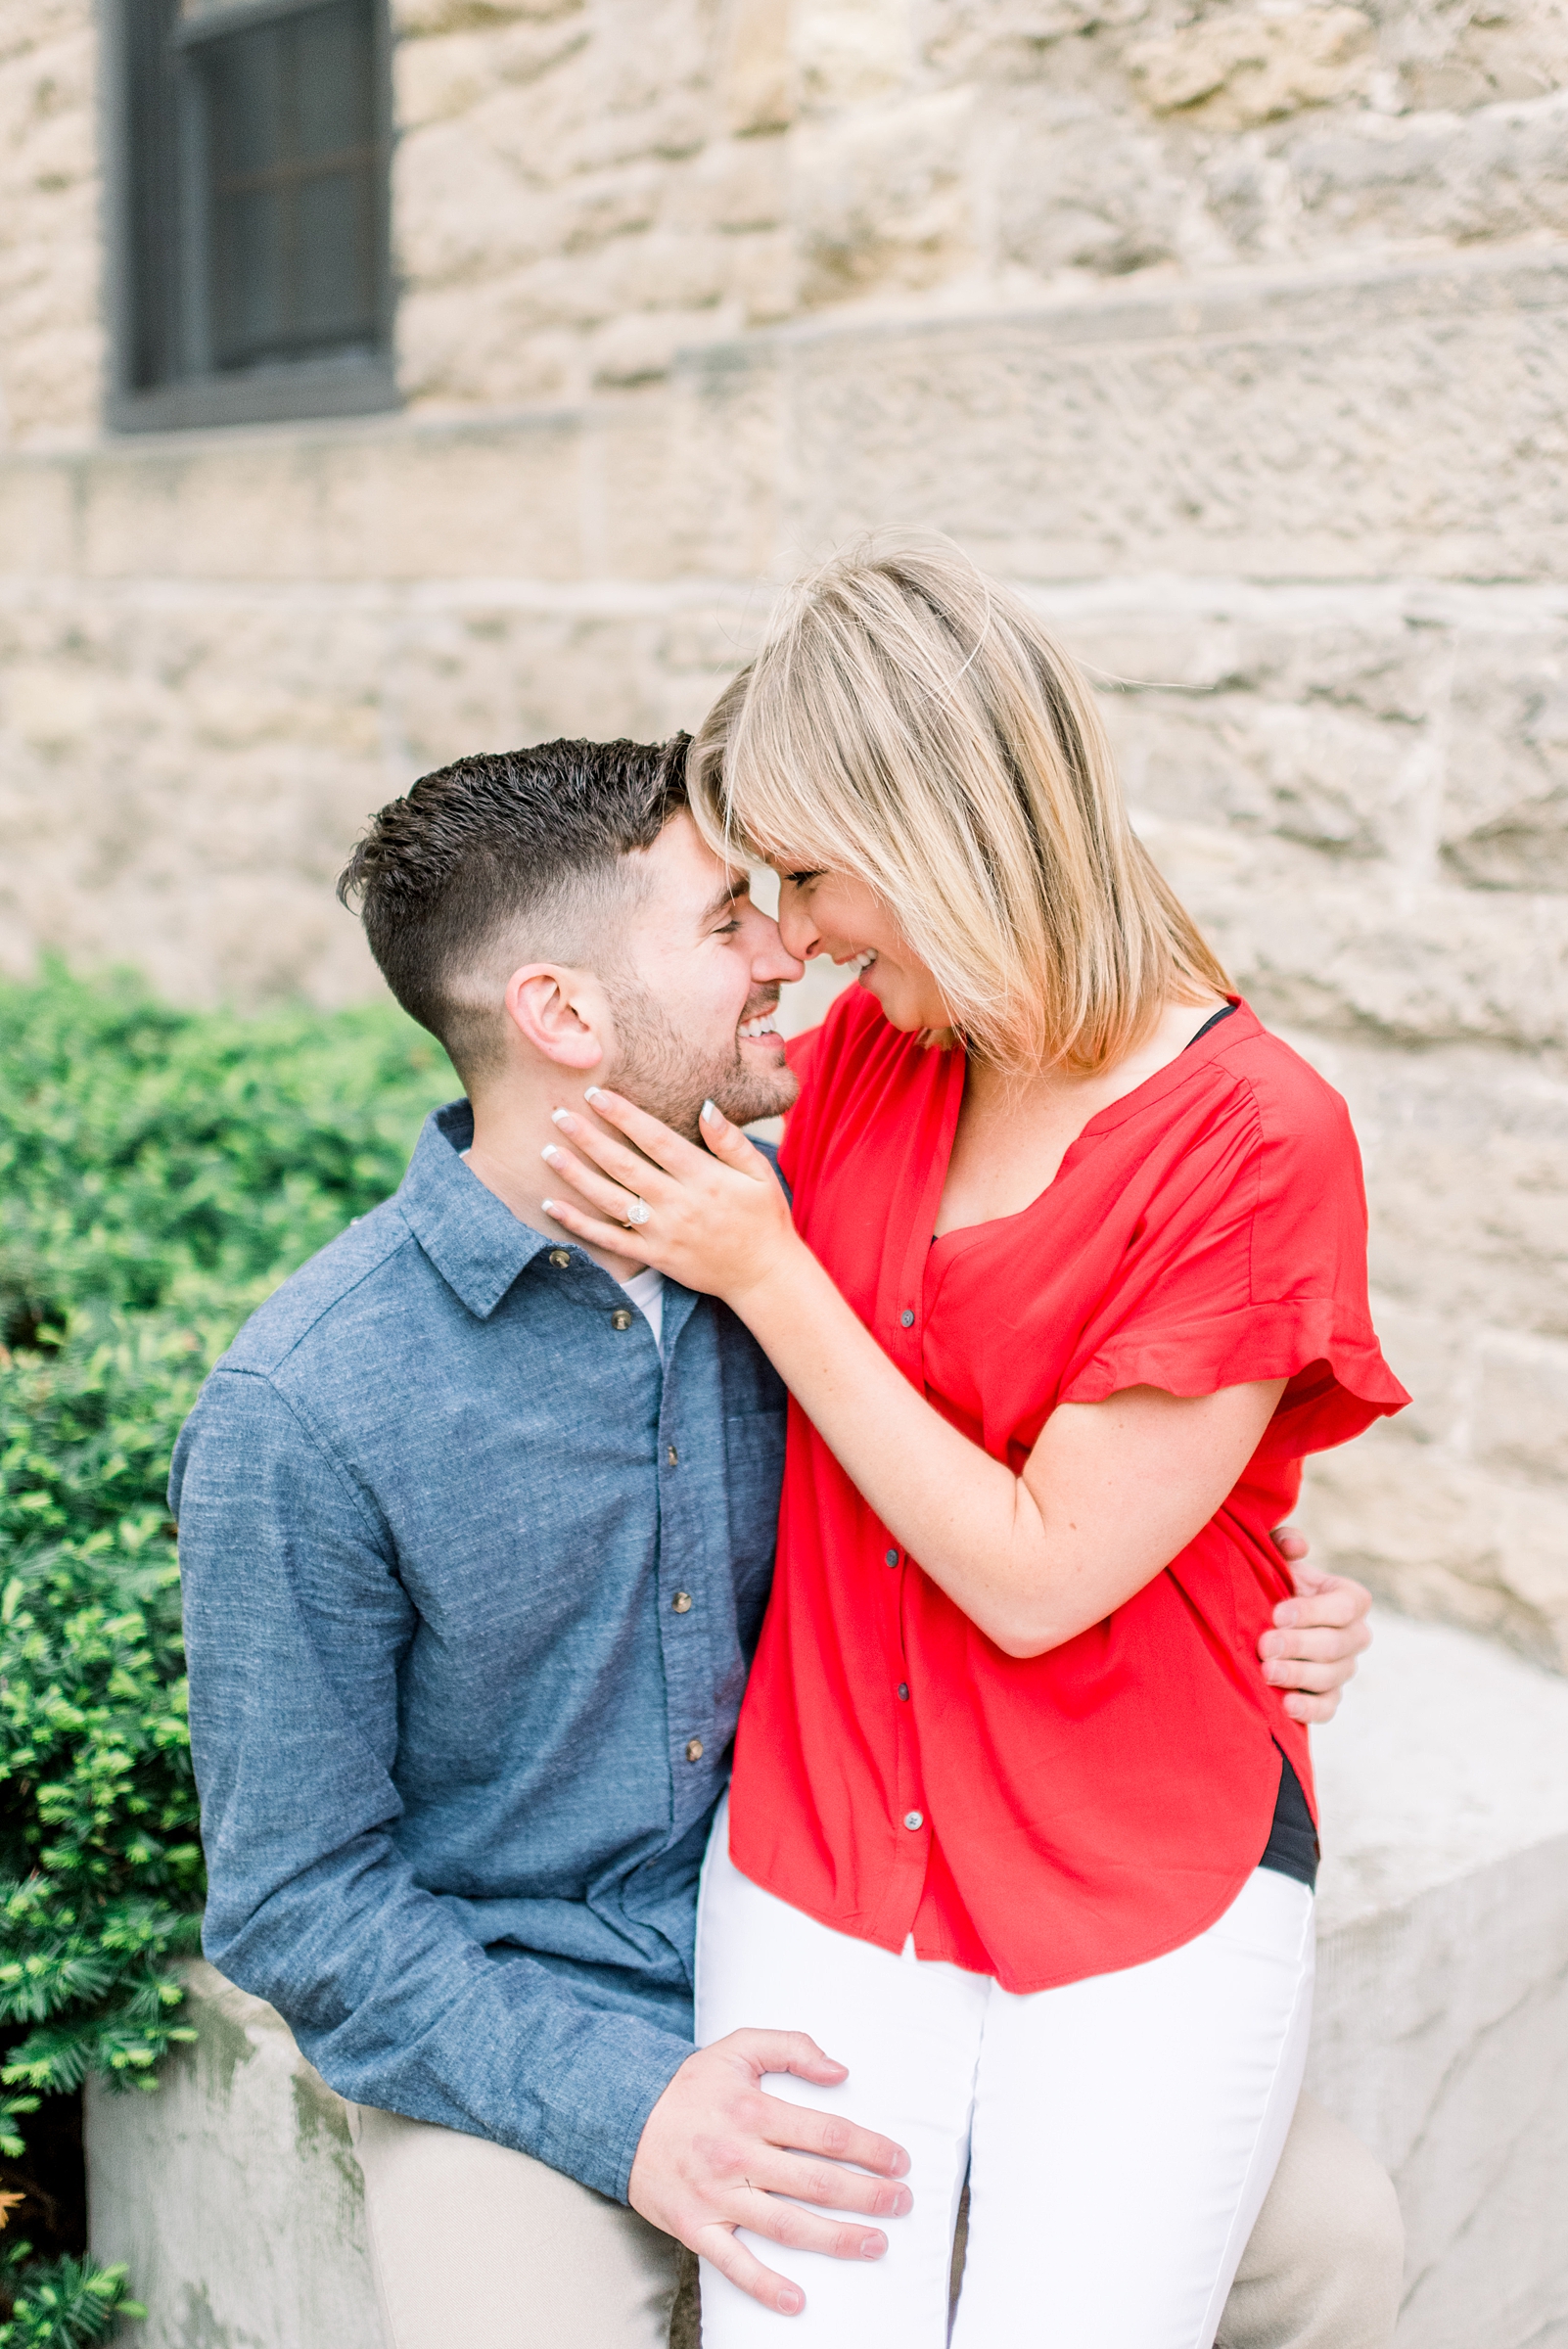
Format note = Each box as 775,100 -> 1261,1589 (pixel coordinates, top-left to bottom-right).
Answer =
700,874 -> 751,925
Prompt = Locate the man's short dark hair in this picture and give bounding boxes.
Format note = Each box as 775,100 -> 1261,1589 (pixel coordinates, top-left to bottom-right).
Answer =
338,736 -> 690,1082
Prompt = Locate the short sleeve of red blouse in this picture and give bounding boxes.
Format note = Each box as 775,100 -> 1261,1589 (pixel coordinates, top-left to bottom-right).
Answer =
1055,1024 -> 1407,1458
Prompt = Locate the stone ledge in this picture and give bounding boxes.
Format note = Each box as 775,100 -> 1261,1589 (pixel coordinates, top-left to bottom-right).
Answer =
84,1613 -> 1568,2348
4,243 -> 1567,585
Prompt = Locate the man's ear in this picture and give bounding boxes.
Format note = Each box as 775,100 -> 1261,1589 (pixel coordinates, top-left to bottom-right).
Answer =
503,964 -> 609,1072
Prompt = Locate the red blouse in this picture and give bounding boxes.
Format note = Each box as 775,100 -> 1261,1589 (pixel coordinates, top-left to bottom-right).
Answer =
728,990 -> 1408,1992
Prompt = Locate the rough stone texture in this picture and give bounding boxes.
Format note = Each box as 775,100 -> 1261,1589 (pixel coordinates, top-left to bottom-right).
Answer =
83,1614 -> 1568,2348
2,1 -> 1567,1648
1309,1613 -> 1568,2349
0,0 -> 103,449
85,1967 -> 383,2349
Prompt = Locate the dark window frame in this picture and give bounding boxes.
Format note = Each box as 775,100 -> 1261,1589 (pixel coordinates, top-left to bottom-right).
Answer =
103,0 -> 397,434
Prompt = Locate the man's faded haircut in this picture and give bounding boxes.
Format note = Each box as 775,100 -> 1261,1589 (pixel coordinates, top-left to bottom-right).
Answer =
338,735 -> 690,1083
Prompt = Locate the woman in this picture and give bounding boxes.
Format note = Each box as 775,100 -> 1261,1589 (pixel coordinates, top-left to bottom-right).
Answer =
537,539 -> 1407,2347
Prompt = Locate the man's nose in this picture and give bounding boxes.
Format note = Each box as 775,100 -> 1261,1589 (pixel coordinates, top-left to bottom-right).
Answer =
773,904 -> 817,968
758,914 -> 807,982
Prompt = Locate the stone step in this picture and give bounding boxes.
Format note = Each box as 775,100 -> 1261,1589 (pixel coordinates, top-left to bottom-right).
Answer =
85,1611 -> 1568,2348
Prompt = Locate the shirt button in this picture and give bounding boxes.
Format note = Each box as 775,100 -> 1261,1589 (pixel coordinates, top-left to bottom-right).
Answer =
611,1308 -> 634,1330
903,1810 -> 924,1830
885,1547 -> 899,1567
667,1445 -> 678,1466
897,1682 -> 909,1701
548,1249 -> 571,1268
672,1590 -> 693,1614
685,1738 -> 705,1763
899,1309 -> 915,1327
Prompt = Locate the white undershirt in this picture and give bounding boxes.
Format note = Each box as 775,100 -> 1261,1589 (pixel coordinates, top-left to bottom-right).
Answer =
618,1264 -> 666,1350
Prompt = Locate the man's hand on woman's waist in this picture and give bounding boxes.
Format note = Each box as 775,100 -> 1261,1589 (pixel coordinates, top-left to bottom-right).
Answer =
1261,1525 -> 1373,1726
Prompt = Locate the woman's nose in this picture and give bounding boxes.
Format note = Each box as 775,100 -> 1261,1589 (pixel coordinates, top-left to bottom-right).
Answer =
776,901 -> 819,962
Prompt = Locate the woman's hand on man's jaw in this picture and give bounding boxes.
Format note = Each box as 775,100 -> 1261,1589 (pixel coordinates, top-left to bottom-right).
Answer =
538,1089 -> 803,1309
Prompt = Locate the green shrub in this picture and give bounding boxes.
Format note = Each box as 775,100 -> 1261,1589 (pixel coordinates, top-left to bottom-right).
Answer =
0,964 -> 454,2337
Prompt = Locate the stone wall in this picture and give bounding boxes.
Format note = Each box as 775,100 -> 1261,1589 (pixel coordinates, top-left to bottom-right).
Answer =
2,0 -> 1567,1657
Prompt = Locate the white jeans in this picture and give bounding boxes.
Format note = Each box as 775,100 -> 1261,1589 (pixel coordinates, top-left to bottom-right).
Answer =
695,1802 -> 1314,2349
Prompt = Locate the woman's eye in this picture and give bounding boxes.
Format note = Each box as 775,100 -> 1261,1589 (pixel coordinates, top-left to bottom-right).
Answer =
784,870 -> 823,889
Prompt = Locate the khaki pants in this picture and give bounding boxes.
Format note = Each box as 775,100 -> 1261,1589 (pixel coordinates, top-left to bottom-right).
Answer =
348,2088 -> 1402,2349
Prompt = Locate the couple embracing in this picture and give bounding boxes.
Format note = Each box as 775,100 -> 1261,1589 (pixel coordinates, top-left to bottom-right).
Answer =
175,540 -> 1408,2348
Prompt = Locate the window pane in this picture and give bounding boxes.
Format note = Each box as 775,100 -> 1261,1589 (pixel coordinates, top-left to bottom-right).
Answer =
199,0 -> 381,371
296,170 -> 374,343
118,0 -> 390,407
297,5 -> 371,161
212,185 -> 288,366
205,21 -> 285,180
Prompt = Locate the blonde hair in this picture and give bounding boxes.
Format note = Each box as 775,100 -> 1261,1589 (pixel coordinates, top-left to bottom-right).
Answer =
687,537 -> 1229,1075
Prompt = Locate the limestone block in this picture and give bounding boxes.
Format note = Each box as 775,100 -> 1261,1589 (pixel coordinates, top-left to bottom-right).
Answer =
79,438 -> 334,581
0,7 -> 103,449
1470,1330 -> 1568,1488
397,280 -> 585,406
666,135 -> 788,239
793,89 -> 977,305
720,0 -> 792,135
591,303 -> 741,390
1440,623 -> 1568,892
0,587 -> 395,1001
1308,1611 -> 1568,2347
996,100 -> 1182,277
78,413 -> 590,584
1127,6 -> 1374,129
1290,89 -> 1568,252
1111,691 -> 1431,862
391,114 -> 554,286
85,1966 -> 383,2349
1381,0 -> 1568,114
920,0 -> 1157,80
0,455 -> 75,571
1136,813 -> 1568,1050
794,0 -> 913,111
772,253 -> 1568,580
1304,1033 -> 1568,1344
384,604 -> 681,768
602,354 -> 783,579
392,0 -> 583,32
1298,1435 -> 1568,1670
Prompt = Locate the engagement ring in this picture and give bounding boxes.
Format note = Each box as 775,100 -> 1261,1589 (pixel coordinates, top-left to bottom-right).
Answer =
625,1197 -> 651,1227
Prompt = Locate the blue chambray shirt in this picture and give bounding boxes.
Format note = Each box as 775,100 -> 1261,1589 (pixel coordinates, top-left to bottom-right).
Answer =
172,1101 -> 786,2203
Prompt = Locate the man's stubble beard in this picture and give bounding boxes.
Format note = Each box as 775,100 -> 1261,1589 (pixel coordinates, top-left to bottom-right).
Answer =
606,977 -> 799,1141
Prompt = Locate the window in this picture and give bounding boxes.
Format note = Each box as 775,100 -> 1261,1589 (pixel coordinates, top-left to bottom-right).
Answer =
109,0 -> 394,432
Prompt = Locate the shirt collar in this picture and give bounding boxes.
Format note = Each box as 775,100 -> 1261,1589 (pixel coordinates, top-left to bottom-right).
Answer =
396,1100 -> 553,1319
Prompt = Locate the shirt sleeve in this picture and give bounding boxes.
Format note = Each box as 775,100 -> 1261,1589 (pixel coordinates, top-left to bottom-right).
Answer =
1057,1072 -> 1408,1456
172,1368 -> 690,2204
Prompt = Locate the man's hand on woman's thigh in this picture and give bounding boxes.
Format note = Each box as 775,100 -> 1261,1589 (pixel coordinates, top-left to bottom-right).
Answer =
628,2030 -> 913,2316
1260,1527 -> 1374,1725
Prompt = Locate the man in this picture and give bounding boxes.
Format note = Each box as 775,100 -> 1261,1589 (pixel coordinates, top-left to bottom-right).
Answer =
174,736 -> 1401,2348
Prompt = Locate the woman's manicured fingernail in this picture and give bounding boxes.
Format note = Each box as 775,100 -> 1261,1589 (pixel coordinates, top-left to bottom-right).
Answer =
779,2288 -> 804,2316
551,1107 -> 573,1128
701,1099 -> 722,1124
583,1085 -> 603,1103
540,1199 -> 558,1217
859,2234 -> 886,2260
541,1146 -> 562,1167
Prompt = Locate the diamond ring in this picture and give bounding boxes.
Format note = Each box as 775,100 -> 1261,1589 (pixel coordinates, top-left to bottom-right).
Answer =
625,1196 -> 652,1227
